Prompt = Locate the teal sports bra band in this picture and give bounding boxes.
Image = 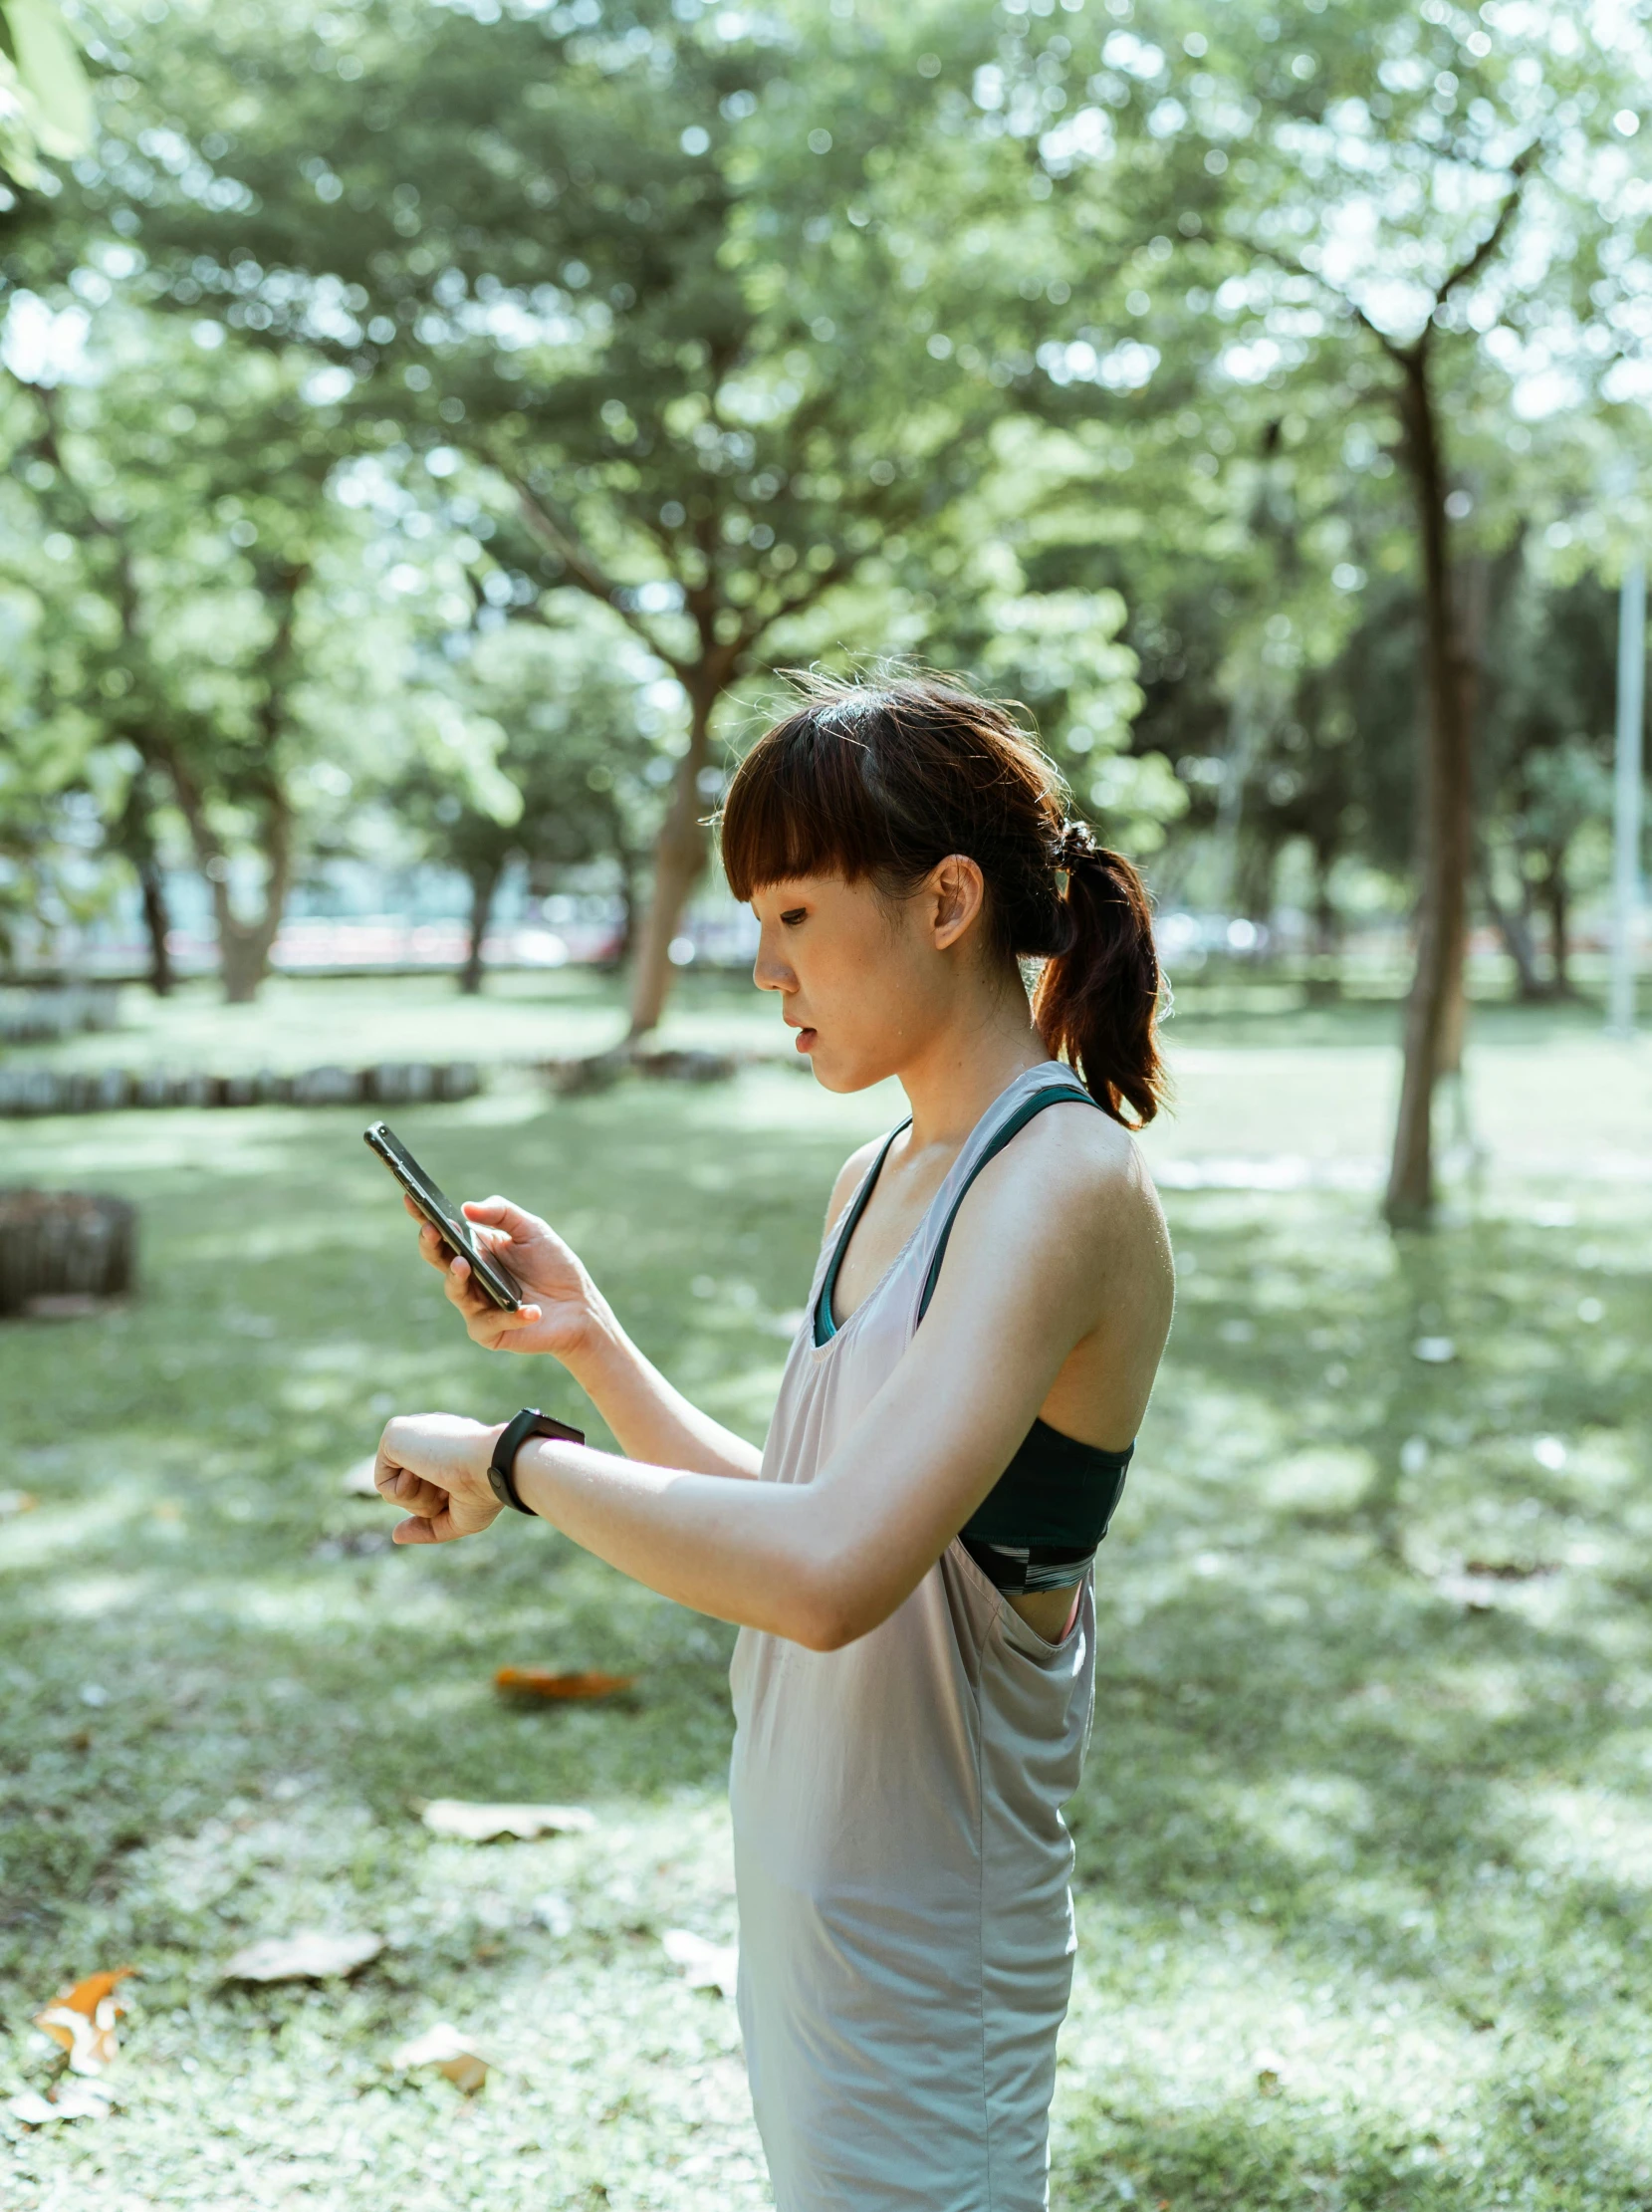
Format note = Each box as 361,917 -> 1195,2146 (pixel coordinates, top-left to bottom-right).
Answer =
814,1081 -> 1135,1596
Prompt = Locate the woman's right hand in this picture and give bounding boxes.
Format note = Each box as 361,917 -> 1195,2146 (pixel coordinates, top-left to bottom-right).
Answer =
408,1193 -> 605,1363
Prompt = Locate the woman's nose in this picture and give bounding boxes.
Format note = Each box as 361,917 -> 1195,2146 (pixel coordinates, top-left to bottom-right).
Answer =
752,941 -> 793,994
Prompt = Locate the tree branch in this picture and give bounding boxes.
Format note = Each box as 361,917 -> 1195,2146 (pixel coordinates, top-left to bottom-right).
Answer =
505,471 -> 689,675
1430,137 -> 1539,317
1249,138 -> 1538,364
1245,242 -> 1415,365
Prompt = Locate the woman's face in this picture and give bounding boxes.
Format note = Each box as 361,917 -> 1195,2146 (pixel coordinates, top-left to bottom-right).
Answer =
749,862 -> 987,1093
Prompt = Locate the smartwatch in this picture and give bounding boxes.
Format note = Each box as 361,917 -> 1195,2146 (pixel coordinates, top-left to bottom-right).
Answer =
488,1407 -> 587,1516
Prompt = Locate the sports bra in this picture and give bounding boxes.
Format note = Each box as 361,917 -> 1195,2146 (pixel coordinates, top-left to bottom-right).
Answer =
814,1083 -> 1134,1595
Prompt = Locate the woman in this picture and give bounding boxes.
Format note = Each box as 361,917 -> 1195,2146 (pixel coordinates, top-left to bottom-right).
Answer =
376,673 -> 1175,2211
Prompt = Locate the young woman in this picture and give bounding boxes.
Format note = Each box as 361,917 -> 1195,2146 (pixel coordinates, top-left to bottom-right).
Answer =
375,673 -> 1175,2212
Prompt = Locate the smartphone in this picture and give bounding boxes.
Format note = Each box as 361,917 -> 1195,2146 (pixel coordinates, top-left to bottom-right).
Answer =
363,1121 -> 524,1311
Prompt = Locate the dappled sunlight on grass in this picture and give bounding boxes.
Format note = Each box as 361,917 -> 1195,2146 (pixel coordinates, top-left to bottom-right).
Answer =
1054,1156 -> 1652,2206
1,1011 -> 1648,2206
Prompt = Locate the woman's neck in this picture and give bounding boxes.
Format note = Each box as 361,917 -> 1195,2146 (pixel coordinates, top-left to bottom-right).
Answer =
895,987 -> 1051,1155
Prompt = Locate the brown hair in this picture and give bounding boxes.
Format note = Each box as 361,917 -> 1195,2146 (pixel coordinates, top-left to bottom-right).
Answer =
719,671 -> 1165,1126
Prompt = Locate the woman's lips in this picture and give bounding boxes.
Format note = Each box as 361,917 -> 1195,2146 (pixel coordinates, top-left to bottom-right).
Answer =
794,1027 -> 817,1052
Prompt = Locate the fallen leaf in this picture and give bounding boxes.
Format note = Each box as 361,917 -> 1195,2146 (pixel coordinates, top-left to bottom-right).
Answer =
222,1930 -> 383,1983
35,1967 -> 134,2076
6,2082 -> 112,2125
389,2022 -> 493,2093
494,1666 -> 635,1700
342,1457 -> 381,1498
661,1927 -> 739,1999
0,1489 -> 37,1518
420,1799 -> 595,1843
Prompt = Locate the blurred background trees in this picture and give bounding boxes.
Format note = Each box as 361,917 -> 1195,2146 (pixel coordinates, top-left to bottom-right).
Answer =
1,0 -> 1648,1220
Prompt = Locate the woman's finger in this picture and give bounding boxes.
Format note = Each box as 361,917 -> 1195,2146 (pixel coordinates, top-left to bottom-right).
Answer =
462,1196 -> 543,1244
392,1514 -> 445,1545
375,1464 -> 450,1518
415,1221 -> 461,1275
487,1301 -> 544,1334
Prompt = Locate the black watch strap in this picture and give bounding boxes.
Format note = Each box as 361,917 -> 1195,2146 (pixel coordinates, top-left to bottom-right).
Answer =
488,1406 -> 587,1516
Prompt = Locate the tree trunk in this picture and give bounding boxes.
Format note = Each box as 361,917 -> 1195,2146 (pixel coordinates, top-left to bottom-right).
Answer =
217,905 -> 282,1005
212,560 -> 309,1005
1385,350 -> 1475,1229
195,811 -> 291,1006
1305,837 -> 1340,1002
460,858 -> 505,996
1311,846 -> 1339,958
1479,851 -> 1547,1001
207,794 -> 293,1006
135,853 -> 173,997
159,754 -> 294,1007
612,842 -> 643,967
626,681 -> 717,1040
1545,853 -> 1571,995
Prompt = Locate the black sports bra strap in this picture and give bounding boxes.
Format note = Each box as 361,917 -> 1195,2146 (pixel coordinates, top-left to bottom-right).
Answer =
915,1084 -> 1098,1327
815,1119 -> 910,1346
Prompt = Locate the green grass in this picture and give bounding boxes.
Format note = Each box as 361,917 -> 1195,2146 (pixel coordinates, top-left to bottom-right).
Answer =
1,991 -> 1649,2209
0,966 -> 783,1077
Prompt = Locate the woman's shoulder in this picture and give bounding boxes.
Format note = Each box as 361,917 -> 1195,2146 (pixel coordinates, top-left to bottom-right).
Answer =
1000,1088 -> 1165,1239
822,1132 -> 890,1243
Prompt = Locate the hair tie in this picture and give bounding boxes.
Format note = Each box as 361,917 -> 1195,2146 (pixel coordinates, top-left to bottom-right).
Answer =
1054,820 -> 1098,871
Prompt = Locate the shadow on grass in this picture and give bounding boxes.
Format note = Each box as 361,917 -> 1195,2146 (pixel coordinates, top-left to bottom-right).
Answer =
1,1073 -> 1649,2204
1060,2067 -> 1652,2211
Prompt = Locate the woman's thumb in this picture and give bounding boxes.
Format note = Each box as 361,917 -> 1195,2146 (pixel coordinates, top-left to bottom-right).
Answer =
463,1195 -> 528,1234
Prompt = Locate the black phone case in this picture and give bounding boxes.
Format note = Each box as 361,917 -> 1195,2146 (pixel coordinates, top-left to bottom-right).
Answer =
362,1122 -> 524,1311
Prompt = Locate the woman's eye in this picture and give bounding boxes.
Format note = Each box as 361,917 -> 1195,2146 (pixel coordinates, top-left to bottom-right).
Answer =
780,907 -> 807,926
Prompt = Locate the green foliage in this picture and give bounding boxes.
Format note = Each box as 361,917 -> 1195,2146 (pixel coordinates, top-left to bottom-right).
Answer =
0,0 -> 92,191
387,603 -> 681,981
2,0 -> 1649,1009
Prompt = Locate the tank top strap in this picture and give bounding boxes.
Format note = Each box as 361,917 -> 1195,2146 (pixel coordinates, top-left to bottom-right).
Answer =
815,1118 -> 911,1346
914,1073 -> 1099,1327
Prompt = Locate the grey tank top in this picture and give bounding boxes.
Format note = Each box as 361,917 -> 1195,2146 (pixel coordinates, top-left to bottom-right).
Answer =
728,1063 -> 1104,2212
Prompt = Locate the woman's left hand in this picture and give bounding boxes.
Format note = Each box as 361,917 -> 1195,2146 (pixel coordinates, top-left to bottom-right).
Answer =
374,1412 -> 506,1545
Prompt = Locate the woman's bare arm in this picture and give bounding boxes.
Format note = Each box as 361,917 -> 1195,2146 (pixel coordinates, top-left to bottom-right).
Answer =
410,1195 -> 761,1479
413,1133 -> 887,1482
380,1117 -> 1159,1649
561,1304 -> 765,1479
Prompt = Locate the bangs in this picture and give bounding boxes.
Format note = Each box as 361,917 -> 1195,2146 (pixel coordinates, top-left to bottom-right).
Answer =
719,692 -> 911,903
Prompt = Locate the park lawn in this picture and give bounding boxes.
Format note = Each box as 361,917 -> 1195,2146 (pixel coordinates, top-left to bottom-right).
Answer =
0,1004 -> 1649,2210
0,966 -> 784,1079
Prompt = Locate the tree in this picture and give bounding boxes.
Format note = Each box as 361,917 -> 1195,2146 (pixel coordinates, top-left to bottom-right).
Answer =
388,608 -> 677,996
1479,561 -> 1618,996
961,0 -> 1652,1216
1153,0 -> 1649,1219
82,0 -> 1083,1037
0,305 -> 499,1000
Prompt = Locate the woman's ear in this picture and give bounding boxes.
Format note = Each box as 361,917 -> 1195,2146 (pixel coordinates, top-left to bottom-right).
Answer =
929,855 -> 986,951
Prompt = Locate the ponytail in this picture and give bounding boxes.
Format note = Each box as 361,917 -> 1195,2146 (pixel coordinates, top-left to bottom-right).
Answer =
720,671 -> 1167,1128
1033,825 -> 1165,1128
